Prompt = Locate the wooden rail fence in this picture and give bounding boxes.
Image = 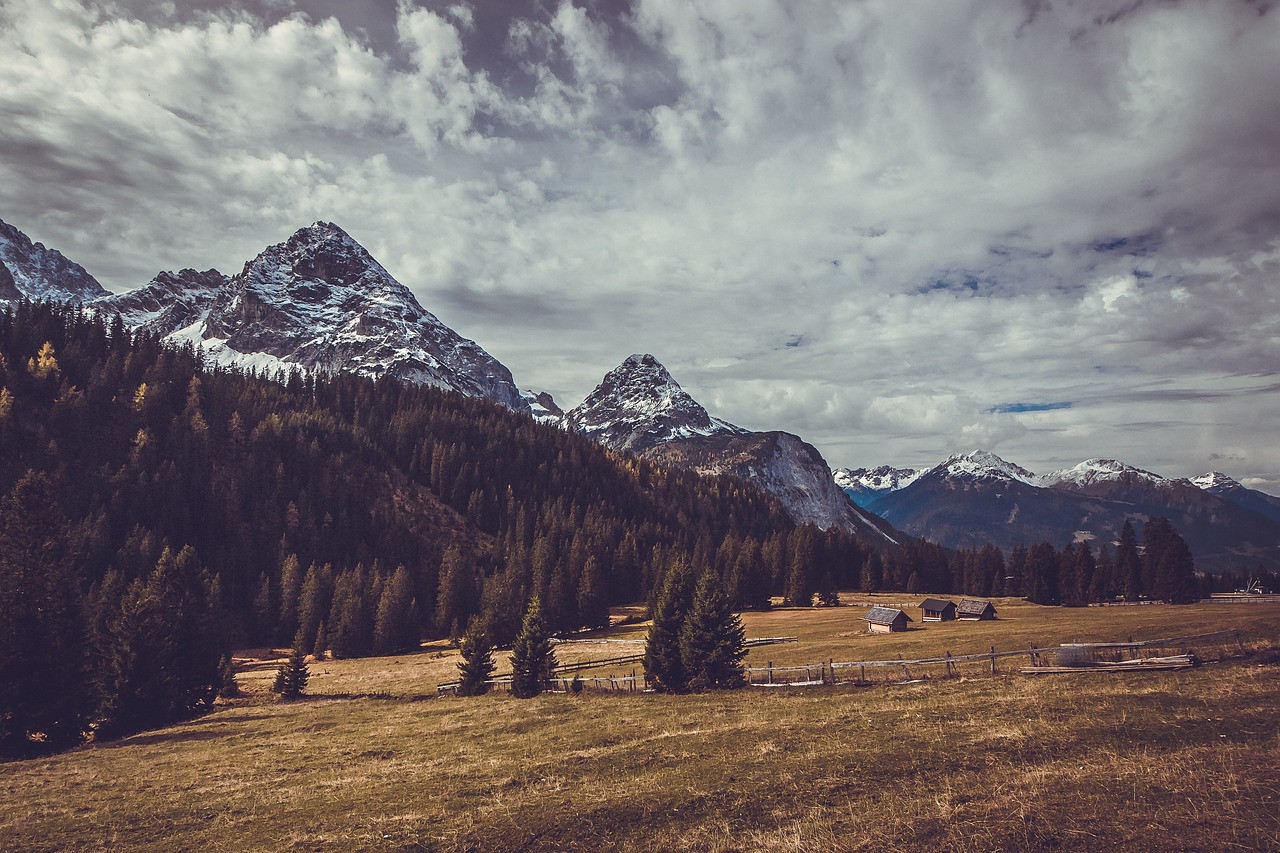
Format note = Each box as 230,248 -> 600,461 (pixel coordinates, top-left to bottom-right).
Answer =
437,630 -> 1244,695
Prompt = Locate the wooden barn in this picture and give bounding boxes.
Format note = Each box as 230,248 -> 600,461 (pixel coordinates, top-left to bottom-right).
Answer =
865,606 -> 912,633
918,598 -> 957,622
957,598 -> 997,620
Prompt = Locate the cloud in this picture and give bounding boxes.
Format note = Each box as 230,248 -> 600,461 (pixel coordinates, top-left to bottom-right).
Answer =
2,0 -> 1280,488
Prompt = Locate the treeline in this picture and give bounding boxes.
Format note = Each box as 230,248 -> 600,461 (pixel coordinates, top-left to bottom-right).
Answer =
855,517 -> 1201,605
0,301 -> 884,753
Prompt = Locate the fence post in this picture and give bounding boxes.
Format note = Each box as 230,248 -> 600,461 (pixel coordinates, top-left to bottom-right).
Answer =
1028,642 -> 1037,667
859,663 -> 866,684
945,651 -> 954,678
828,658 -> 834,685
768,661 -> 774,685
1236,630 -> 1246,656
898,653 -> 910,681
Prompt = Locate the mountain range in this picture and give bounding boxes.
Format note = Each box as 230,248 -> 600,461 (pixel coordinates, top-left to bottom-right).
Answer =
0,218 -> 884,540
837,452 -> 1280,573
6,216 -> 1278,567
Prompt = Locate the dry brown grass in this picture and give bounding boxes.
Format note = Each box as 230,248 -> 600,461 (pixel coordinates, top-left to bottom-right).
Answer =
1,599 -> 1277,852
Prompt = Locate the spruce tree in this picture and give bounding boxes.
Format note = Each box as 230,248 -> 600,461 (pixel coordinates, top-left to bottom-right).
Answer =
1116,521 -> 1142,602
509,596 -> 556,698
679,570 -> 747,691
273,627 -> 310,699
643,559 -> 696,693
456,618 -> 496,696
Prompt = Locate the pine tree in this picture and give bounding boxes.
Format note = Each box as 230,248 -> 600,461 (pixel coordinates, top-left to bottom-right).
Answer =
456,618 -> 496,696
576,555 -> 609,630
509,596 -> 556,698
643,559 -> 696,693
1025,542 -> 1060,605
1116,521 -> 1142,602
273,627 -> 310,699
679,570 -> 747,691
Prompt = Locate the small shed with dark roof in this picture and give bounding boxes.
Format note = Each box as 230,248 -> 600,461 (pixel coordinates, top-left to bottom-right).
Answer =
918,598 -> 957,622
865,606 -> 912,633
957,598 -> 997,620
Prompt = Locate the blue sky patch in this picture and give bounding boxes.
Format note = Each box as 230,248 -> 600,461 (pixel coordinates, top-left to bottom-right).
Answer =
987,401 -> 1074,414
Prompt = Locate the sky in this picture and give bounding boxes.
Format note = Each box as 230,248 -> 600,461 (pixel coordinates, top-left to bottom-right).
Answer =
3,0 -> 1280,489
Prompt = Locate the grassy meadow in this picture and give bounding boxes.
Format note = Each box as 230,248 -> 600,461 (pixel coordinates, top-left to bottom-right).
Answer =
2,596 -> 1278,852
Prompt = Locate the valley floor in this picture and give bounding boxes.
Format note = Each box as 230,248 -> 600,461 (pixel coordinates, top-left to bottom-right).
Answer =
2,598 -> 1278,852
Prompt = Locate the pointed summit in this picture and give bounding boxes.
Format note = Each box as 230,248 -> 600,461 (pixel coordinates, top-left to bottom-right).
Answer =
566,354 -> 745,453
933,450 -> 1040,485
1042,458 -> 1165,488
0,219 -> 107,303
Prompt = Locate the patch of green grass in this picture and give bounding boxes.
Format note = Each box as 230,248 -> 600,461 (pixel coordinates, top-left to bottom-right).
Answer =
2,601 -> 1278,851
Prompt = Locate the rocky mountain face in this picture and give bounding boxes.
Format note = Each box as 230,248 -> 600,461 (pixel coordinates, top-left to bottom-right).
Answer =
567,355 -> 898,541
91,222 -> 528,413
565,354 -> 748,453
861,450 -> 1280,572
0,219 -> 108,303
0,260 -> 21,301
97,268 -> 230,337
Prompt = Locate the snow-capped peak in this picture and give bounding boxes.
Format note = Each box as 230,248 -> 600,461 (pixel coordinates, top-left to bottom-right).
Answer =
566,354 -> 745,453
932,450 -> 1040,485
1191,471 -> 1241,491
0,218 -> 108,303
833,465 -> 923,493
1040,458 -> 1164,488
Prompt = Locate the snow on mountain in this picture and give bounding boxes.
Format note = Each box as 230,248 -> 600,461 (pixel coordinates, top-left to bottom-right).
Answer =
94,222 -> 528,413
1041,458 -> 1166,489
568,354 -> 897,540
833,465 -> 923,509
1191,471 -> 1241,491
0,219 -> 108,303
565,353 -> 748,454
521,390 -> 565,427
930,450 -> 1041,485
93,268 -> 230,337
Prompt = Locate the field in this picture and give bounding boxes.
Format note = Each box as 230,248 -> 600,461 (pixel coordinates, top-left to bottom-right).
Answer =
2,597 -> 1278,852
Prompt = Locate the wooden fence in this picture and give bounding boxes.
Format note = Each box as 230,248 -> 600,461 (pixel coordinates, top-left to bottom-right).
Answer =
438,631 -> 1244,695
745,629 -> 1245,688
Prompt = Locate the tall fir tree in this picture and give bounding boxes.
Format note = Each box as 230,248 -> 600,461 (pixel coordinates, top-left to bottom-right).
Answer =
509,596 -> 556,699
456,617 -> 496,696
643,559 -> 696,693
679,569 -> 747,691
273,626 -> 310,699
1116,520 -> 1142,602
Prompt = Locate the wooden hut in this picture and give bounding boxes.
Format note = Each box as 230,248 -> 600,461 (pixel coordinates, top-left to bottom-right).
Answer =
918,598 -> 957,622
957,598 -> 997,620
865,606 -> 912,633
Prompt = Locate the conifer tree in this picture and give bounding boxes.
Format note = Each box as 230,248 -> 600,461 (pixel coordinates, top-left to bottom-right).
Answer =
643,559 -> 696,693
273,627 -> 310,699
373,564 -> 417,655
456,617 -> 496,696
576,555 -> 609,630
679,570 -> 747,691
1116,521 -> 1142,602
509,596 -> 556,698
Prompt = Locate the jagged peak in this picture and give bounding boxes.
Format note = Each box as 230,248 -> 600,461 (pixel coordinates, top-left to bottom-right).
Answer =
834,465 -> 923,492
932,450 -> 1040,485
1192,471 -> 1241,491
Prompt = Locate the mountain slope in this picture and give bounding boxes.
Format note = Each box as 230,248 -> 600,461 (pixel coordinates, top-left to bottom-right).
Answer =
94,268 -> 230,337
568,354 -> 897,540
0,219 -> 108,303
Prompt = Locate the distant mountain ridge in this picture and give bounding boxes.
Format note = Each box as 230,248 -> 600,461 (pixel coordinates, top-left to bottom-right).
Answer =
852,450 -> 1280,572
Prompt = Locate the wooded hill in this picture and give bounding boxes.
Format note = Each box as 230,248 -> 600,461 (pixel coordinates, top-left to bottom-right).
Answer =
1,301 -> 902,750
